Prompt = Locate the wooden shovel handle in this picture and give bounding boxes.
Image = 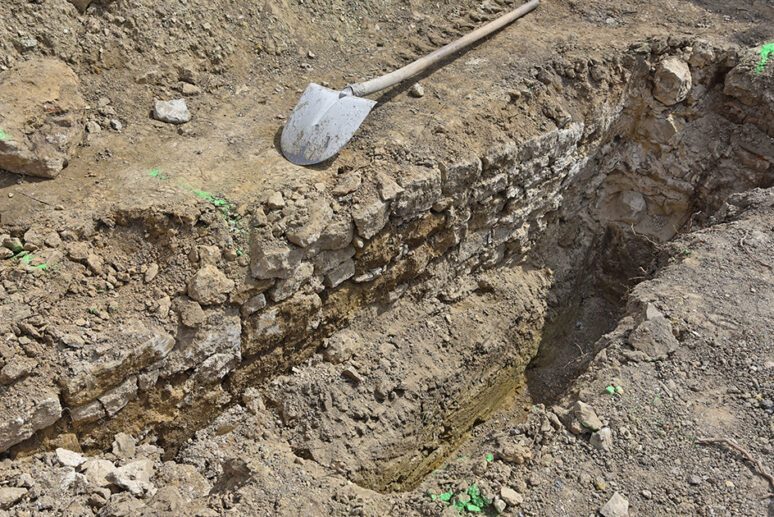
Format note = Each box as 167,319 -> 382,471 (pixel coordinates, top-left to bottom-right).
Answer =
347,0 -> 540,97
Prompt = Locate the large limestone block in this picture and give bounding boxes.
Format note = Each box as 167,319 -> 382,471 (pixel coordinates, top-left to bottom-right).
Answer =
652,57 -> 692,106
0,379 -> 62,453
0,59 -> 86,178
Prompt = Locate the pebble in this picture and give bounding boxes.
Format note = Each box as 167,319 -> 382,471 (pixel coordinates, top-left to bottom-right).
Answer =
641,489 -> 653,499
599,492 -> 629,517
112,433 -> 136,459
144,263 -> 159,283
590,427 -> 613,451
55,448 -> 86,468
500,486 -> 523,506
573,400 -> 603,432
409,83 -> 425,98
181,83 -> 202,96
267,191 -> 286,209
187,265 -> 235,305
153,98 -> 191,124
110,119 -> 122,131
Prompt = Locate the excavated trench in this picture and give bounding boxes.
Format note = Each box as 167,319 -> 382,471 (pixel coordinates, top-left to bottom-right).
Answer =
254,42 -> 774,493
3,38 -> 772,501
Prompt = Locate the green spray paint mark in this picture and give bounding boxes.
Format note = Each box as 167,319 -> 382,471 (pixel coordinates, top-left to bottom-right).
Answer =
757,43 -> 774,74
146,170 -> 241,230
15,252 -> 48,270
0,128 -> 10,140
485,454 -> 494,462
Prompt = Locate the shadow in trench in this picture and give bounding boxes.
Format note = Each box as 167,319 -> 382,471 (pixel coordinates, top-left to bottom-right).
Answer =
524,224 -> 660,406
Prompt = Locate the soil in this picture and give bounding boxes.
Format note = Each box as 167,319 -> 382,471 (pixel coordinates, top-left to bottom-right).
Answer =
0,0 -> 773,516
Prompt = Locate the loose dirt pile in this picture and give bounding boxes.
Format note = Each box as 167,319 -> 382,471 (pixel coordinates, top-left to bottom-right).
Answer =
0,0 -> 773,516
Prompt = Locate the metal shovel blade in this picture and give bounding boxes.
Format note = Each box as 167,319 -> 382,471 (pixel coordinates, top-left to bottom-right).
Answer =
280,83 -> 377,165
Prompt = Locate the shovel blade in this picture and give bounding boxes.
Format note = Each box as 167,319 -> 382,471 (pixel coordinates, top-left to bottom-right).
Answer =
281,83 -> 377,165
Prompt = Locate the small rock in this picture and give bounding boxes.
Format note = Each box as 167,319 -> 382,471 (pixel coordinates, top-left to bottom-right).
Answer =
44,231 -> 62,248
641,489 -> 653,499
499,443 -> 532,464
110,119 -> 123,131
240,293 -> 267,318
144,263 -> 159,283
181,83 -> 201,96
599,492 -> 629,517
153,98 -> 191,124
377,173 -> 404,201
67,241 -> 90,261
286,198 -> 333,248
180,300 -> 207,327
86,253 -> 104,275
18,37 -> 38,51
342,367 -> 363,383
55,447 -> 86,468
688,475 -> 702,486
573,401 -> 603,432
86,121 -> 101,134
112,433 -> 136,459
187,265 -> 235,305
17,473 -> 34,488
266,191 -> 285,209
590,427 -> 613,451
472,459 -> 488,476
157,295 -> 172,317
198,245 -> 221,265
500,486 -> 523,506
0,356 -> 36,384
3,236 -> 23,253
644,303 -> 663,321
332,172 -> 361,196
81,459 -> 116,487
409,83 -> 425,97
106,459 -> 154,496
352,196 -> 389,239
593,477 -> 608,491
0,487 -> 27,510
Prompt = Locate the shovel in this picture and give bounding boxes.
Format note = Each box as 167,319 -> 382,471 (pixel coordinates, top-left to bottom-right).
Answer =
280,0 -> 540,165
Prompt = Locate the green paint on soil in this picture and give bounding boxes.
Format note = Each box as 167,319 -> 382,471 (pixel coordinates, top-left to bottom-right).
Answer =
146,170 -> 241,229
14,251 -> 48,270
0,128 -> 10,140
756,43 -> 774,73
485,454 -> 494,462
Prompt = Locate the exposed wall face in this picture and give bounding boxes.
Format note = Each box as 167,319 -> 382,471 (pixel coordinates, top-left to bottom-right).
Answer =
1,39 -> 772,458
